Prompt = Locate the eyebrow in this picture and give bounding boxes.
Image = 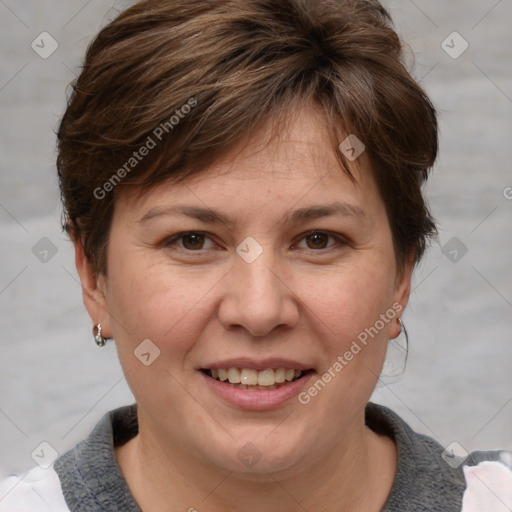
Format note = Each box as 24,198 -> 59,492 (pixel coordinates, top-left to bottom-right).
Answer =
138,201 -> 367,227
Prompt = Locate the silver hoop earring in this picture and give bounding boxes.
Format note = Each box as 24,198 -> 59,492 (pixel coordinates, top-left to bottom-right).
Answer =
93,323 -> 106,347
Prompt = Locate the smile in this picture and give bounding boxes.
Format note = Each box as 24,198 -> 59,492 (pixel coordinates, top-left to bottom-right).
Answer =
202,367 -> 309,390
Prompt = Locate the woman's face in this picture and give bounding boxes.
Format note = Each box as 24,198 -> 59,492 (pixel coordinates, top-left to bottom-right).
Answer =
81,105 -> 411,477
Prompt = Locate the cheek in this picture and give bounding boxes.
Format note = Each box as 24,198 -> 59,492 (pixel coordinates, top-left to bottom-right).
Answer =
297,267 -> 396,411
105,251 -> 225,352
297,259 -> 396,343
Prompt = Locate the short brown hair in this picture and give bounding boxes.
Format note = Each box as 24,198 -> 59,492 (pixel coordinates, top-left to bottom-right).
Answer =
57,0 -> 438,275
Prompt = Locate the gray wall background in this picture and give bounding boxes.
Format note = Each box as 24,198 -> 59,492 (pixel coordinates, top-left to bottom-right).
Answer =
0,0 -> 511,479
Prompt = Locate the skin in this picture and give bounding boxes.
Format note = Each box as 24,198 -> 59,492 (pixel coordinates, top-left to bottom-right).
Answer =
75,104 -> 413,511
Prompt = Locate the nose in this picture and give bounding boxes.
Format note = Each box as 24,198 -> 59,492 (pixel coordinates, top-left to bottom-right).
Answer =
217,252 -> 300,337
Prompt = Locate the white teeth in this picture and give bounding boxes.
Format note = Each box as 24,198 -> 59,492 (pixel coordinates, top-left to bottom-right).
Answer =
241,368 -> 258,385
227,368 -> 241,384
275,368 -> 286,383
257,369 -> 276,386
208,367 -> 304,387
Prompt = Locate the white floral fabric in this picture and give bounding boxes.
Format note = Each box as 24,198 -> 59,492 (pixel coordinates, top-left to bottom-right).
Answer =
0,466 -> 69,512
461,454 -> 512,512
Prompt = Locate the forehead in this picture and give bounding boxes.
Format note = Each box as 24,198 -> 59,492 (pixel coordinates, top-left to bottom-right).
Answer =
191,104 -> 355,180
118,105 -> 381,220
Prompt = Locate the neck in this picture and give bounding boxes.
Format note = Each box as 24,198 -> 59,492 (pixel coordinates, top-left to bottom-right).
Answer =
115,411 -> 397,512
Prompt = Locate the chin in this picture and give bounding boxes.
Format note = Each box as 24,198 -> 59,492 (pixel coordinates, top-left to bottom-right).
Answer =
200,430 -> 311,479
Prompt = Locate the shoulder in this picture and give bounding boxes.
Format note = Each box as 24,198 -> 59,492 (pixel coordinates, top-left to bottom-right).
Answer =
0,465 -> 70,512
0,405 -> 139,512
366,402 -> 512,511
53,405 -> 140,511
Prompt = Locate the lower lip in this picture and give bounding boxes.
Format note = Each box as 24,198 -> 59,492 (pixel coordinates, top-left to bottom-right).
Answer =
200,371 -> 314,411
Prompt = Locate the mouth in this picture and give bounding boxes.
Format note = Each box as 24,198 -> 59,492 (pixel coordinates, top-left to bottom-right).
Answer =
200,367 -> 314,390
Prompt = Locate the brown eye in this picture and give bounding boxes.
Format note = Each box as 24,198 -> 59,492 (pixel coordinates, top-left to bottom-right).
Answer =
294,231 -> 348,252
305,232 -> 330,249
164,231 -> 219,253
181,233 -> 206,250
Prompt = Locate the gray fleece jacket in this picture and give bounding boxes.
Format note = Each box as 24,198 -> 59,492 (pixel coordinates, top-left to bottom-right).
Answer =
2,403 -> 508,511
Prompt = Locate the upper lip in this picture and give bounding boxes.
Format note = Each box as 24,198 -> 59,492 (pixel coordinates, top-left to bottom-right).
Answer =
200,358 -> 314,372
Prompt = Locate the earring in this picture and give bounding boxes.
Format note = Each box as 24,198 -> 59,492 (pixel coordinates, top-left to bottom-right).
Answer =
398,318 -> 409,359
379,318 -> 410,384
93,323 -> 106,347
398,317 -> 408,341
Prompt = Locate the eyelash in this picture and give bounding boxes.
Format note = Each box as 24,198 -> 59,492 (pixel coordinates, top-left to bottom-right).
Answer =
163,230 -> 349,253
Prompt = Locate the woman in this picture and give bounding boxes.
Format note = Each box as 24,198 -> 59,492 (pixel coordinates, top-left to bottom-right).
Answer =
1,0 -> 511,510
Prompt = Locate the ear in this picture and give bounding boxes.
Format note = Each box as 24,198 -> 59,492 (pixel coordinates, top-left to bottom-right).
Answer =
389,253 -> 414,339
74,240 -> 112,338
